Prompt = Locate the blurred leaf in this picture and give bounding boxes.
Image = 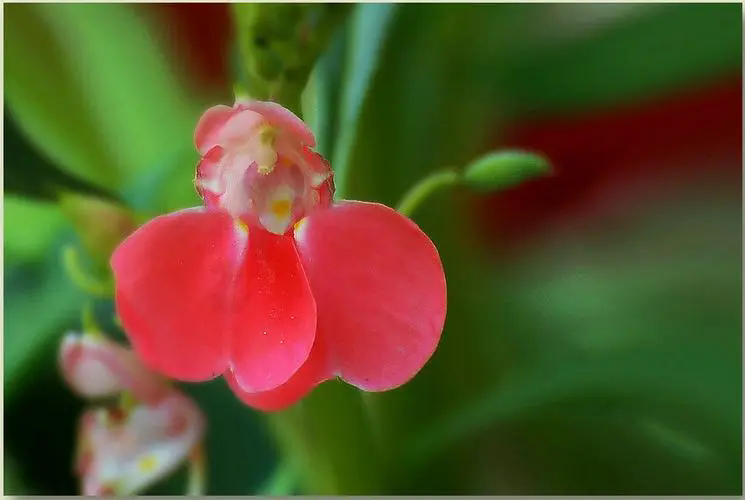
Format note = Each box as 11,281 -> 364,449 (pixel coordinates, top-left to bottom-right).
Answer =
399,175 -> 741,493
4,197 -> 67,262
257,462 -> 297,495
122,146 -> 200,215
502,3 -> 742,115
4,106 -> 122,203
3,453 -> 36,495
302,21 -> 348,158
408,337 -> 741,463
462,150 -> 551,192
5,4 -> 201,193
330,3 -> 398,196
4,244 -> 84,401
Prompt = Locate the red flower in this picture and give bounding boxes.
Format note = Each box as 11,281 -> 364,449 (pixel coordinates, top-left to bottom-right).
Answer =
111,99 -> 447,411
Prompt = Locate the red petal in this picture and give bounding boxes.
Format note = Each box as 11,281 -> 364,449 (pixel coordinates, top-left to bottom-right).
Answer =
194,104 -> 237,154
237,99 -> 316,147
294,201 -> 447,391
226,336 -> 331,411
111,209 -> 241,381
229,226 -> 317,392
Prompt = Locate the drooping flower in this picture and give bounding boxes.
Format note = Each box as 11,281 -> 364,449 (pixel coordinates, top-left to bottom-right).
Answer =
59,332 -> 206,495
75,392 -> 204,496
111,99 -> 447,411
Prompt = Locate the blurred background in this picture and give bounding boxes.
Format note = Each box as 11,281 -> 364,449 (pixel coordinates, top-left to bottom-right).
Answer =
4,3 -> 741,495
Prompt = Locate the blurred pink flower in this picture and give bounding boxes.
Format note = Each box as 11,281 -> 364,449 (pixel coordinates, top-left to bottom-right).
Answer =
59,332 -> 205,495
111,99 -> 447,411
59,332 -> 167,403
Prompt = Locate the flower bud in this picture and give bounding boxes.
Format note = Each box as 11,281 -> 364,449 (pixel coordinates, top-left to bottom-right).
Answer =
462,150 -> 552,192
58,192 -> 136,265
59,332 -> 167,404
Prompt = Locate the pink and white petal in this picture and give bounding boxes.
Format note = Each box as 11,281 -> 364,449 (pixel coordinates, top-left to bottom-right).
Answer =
229,226 -> 317,392
195,145 -> 225,210
194,104 -> 239,154
276,141 -> 332,188
294,201 -> 447,392
226,337 -> 332,412
77,391 -> 205,495
215,109 -> 265,149
236,99 -> 316,147
111,209 -> 243,382
299,145 -> 333,184
59,332 -> 168,404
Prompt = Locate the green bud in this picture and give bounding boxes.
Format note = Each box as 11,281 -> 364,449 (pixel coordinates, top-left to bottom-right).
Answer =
231,3 -> 352,116
58,191 -> 136,267
462,150 -> 552,192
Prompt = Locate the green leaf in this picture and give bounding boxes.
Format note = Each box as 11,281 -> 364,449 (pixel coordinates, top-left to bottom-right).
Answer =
331,4 -> 398,197
4,107 -> 121,203
408,338 -> 741,463
257,462 -> 297,495
462,150 -> 551,192
502,3 -> 742,115
4,197 -> 67,262
302,23 -> 348,158
4,245 -> 84,401
5,4 -> 202,193
4,453 -> 36,495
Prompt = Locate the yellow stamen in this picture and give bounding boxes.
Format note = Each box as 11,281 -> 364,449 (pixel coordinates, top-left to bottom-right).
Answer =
235,219 -> 249,234
257,126 -> 278,175
270,199 -> 292,219
293,217 -> 307,233
138,455 -> 158,473
259,125 -> 277,146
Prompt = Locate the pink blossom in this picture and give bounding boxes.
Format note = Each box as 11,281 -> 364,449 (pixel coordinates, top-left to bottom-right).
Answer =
59,332 -> 167,403
75,392 -> 204,496
111,99 -> 447,411
59,332 -> 205,495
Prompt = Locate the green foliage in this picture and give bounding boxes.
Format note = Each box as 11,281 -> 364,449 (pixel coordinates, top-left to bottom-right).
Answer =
330,4 -> 398,197
501,3 -> 742,115
4,245 -> 84,400
4,108 -> 121,203
5,3 -> 202,194
4,197 -> 67,262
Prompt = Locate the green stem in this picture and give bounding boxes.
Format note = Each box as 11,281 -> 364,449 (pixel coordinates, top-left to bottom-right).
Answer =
81,301 -> 103,336
185,444 -> 207,495
268,381 -> 384,494
258,461 -> 296,495
62,245 -> 113,297
396,169 -> 460,217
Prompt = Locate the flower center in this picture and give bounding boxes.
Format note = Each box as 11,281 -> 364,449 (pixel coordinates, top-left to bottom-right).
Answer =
197,123 -> 334,234
257,182 -> 299,235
